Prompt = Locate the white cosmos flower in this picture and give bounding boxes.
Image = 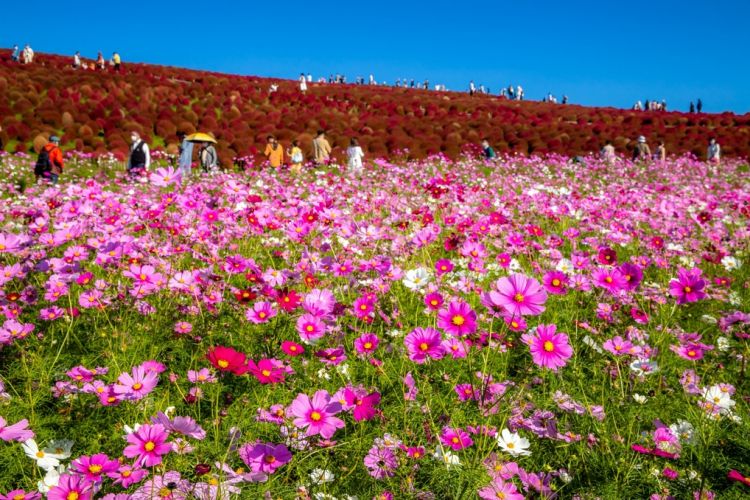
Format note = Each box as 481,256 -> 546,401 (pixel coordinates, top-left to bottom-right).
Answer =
22,439 -> 65,471
433,446 -> 461,468
556,258 -> 574,275
309,468 -> 335,484
44,439 -> 74,459
669,420 -> 696,445
702,386 -> 735,411
37,465 -> 65,493
632,393 -> 648,404
721,256 -> 740,271
629,360 -> 659,376
496,428 -> 531,457
402,268 -> 431,291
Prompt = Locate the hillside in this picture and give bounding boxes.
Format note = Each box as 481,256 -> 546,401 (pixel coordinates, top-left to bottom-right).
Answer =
1,50 -> 749,162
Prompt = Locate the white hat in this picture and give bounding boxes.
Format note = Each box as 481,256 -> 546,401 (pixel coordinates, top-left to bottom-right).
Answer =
637,136 -> 646,143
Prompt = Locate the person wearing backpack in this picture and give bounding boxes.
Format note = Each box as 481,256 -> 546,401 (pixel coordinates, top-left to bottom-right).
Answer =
35,136 -> 64,184
287,140 -> 304,174
199,142 -> 218,173
126,132 -> 150,178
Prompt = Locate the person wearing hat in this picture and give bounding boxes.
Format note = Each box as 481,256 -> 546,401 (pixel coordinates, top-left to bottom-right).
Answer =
35,135 -> 64,184
632,136 -> 651,161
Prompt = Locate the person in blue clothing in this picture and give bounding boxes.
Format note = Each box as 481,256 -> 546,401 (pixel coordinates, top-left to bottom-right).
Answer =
11,45 -> 19,62
481,139 -> 496,160
177,131 -> 194,178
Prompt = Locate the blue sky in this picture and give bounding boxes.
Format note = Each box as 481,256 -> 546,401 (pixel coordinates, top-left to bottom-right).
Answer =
3,0 -> 749,113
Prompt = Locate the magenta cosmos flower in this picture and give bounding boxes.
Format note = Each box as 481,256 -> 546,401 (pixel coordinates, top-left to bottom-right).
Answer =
542,270 -> 568,295
669,267 -> 707,304
488,274 -> 547,317
404,327 -> 445,364
477,478 -> 525,500
47,474 -> 93,500
437,300 -> 477,337
288,390 -> 345,439
440,426 -> 473,450
123,423 -> 172,467
344,388 -> 381,421
70,453 -> 119,483
239,442 -> 292,474
521,324 -> 573,371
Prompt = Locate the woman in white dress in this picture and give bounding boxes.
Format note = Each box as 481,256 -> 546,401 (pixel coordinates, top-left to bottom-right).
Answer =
346,138 -> 365,174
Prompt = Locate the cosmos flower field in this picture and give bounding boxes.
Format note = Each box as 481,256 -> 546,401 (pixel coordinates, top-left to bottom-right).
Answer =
0,152 -> 749,499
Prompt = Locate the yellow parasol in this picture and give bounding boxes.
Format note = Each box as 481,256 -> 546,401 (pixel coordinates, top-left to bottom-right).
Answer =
185,132 -> 217,143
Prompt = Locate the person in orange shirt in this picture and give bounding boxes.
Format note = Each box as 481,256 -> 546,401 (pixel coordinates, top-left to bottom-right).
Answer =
35,135 -> 64,184
264,135 -> 284,168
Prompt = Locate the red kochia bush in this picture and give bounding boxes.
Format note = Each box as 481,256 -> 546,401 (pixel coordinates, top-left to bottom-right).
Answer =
1,50 -> 749,159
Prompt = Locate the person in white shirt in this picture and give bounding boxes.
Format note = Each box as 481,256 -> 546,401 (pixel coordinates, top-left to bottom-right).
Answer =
600,140 -> 616,164
469,81 -> 476,95
299,73 -> 308,93
346,138 -> 365,173
73,52 -> 81,69
307,73 -> 312,82
127,131 -> 151,177
707,138 -> 721,164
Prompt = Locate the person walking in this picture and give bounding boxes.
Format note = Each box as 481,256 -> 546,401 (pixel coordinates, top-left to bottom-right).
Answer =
299,73 -> 308,93
10,45 -> 19,62
632,136 -> 651,161
689,101 -> 695,113
177,131 -> 194,178
346,138 -> 365,173
481,139 -> 495,159
199,141 -> 218,173
707,138 -> 721,164
112,52 -> 121,72
73,51 -> 81,69
96,51 -> 105,70
126,132 -> 150,177
264,136 -> 284,168
35,136 -> 64,184
600,140 -> 616,164
287,140 -> 304,174
696,99 -> 703,113
312,130 -> 332,165
654,141 -> 666,161
22,44 -> 34,64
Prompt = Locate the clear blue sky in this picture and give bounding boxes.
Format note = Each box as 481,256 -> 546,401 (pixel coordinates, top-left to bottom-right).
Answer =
3,0 -> 749,113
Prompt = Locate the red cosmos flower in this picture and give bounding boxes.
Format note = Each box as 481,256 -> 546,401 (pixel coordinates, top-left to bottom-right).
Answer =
207,346 -> 249,375
234,289 -> 257,303
277,290 -> 302,312
597,247 -> 617,266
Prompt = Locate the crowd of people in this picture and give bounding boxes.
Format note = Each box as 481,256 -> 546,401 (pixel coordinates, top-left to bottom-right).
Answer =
597,136 -> 721,164
9,45 -> 122,72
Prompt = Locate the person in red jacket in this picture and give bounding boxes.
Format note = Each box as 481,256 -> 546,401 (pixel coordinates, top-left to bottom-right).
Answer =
35,136 -> 64,184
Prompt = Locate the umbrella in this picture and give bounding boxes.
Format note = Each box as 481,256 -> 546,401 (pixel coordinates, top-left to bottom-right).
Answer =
185,132 -> 216,143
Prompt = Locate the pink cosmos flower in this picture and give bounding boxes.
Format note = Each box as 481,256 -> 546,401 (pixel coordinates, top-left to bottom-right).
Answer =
352,296 -> 375,319
602,336 -> 634,356
113,365 -> 159,401
354,333 -> 379,356
477,478 -> 525,500
0,417 -> 34,442
437,300 -> 477,337
618,262 -> 643,291
592,267 -> 628,294
239,442 -> 292,474
288,390 -> 345,439
669,267 -> 707,304
47,474 -> 93,500
151,412 -> 207,440
344,389 -> 381,421
296,313 -> 326,342
123,423 -> 172,466
404,327 -> 445,364
440,426 -> 473,450
187,368 -> 216,384
521,324 -> 573,371
489,274 -> 547,317
71,453 -> 119,483
363,445 -> 398,479
424,292 -> 444,311
247,359 -> 287,384
107,463 -> 148,488
246,301 -> 277,324
149,166 -> 181,187
0,490 -> 40,500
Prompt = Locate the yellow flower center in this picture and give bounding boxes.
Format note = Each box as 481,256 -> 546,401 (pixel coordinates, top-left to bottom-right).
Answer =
218,359 -> 229,368
451,315 -> 465,326
264,455 -> 276,463
89,464 -> 102,474
144,441 -> 155,452
514,293 -> 524,303
36,451 -> 45,458
552,279 -> 560,286
310,411 -> 322,422
158,487 -> 172,497
67,493 -> 79,500
258,311 -> 267,319
261,369 -> 271,377
364,342 -> 373,349
684,286 -> 692,293
306,325 -> 314,332
543,341 -> 555,352
122,470 -> 132,477
605,276 -> 613,283
132,383 -> 143,391
419,342 -> 429,351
